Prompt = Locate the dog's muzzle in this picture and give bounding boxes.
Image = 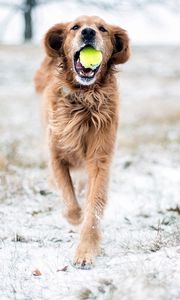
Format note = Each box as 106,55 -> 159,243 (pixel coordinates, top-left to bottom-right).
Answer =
81,27 -> 96,44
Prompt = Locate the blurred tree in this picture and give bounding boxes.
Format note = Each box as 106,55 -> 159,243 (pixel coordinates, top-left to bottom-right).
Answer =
0,0 -> 180,42
24,0 -> 36,41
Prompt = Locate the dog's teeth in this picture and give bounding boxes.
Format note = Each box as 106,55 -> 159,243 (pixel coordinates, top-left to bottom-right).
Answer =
87,70 -> 94,77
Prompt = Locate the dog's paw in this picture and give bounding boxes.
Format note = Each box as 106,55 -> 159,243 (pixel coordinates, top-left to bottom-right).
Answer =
73,252 -> 94,270
73,242 -> 99,269
64,207 -> 82,225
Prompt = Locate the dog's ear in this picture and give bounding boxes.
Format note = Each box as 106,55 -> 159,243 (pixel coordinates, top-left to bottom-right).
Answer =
111,26 -> 130,64
44,23 -> 67,57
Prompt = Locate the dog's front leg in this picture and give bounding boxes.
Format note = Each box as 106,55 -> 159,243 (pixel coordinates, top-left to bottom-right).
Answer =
50,147 -> 82,225
74,157 -> 109,268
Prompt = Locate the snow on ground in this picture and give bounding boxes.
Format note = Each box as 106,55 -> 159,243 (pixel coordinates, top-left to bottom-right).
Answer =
0,44 -> 180,300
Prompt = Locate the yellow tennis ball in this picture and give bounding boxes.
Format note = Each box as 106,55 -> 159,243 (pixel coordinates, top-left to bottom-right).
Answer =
80,46 -> 102,69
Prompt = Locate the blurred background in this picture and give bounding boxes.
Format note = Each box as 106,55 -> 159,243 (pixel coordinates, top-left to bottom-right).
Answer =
0,1 -> 180,300
0,0 -> 180,44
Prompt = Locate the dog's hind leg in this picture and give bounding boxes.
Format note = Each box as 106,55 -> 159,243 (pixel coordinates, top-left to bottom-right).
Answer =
50,148 -> 82,225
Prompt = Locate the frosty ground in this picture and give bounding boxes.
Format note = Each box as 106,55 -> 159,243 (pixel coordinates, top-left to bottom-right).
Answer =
0,45 -> 180,300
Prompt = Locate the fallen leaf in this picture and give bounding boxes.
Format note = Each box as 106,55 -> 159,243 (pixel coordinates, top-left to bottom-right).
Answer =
57,265 -> 68,272
32,269 -> 42,276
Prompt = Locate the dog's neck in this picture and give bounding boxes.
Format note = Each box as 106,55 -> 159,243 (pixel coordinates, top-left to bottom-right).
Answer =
59,81 -> 117,115
61,86 -> 71,96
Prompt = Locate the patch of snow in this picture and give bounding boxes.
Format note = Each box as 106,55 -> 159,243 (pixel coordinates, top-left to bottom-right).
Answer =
0,44 -> 180,299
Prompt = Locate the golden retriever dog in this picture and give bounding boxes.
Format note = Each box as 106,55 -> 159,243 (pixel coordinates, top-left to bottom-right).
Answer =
34,15 -> 130,269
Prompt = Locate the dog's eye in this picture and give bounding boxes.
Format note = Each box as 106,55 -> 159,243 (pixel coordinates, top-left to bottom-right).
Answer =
99,26 -> 107,33
71,24 -> 80,30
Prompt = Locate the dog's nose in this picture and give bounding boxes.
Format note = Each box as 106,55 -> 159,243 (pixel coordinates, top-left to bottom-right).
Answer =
81,28 -> 96,42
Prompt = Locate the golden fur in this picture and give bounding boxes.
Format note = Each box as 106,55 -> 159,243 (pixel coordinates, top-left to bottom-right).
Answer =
34,15 -> 130,269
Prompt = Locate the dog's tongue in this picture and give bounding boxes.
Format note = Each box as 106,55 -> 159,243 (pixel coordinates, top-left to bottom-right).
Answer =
75,59 -> 94,77
75,59 -> 84,70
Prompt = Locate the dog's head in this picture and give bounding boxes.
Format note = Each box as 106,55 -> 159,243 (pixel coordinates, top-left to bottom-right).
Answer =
44,16 -> 130,86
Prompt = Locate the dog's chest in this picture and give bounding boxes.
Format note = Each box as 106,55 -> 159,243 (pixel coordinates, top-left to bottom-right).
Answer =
50,91 -> 114,155
53,101 -> 91,152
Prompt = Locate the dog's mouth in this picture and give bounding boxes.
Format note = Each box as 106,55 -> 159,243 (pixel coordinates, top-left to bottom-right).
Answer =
74,45 -> 101,83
